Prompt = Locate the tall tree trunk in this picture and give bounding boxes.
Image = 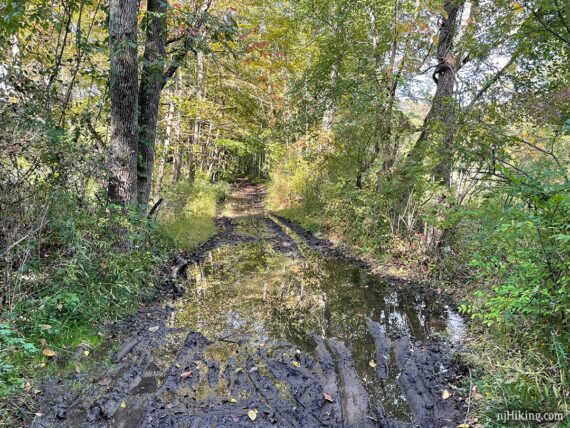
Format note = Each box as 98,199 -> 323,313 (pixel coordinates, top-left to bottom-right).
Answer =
137,0 -> 168,207
406,0 -> 461,188
107,0 -> 139,206
156,93 -> 175,195
193,50 -> 205,174
172,72 -> 183,182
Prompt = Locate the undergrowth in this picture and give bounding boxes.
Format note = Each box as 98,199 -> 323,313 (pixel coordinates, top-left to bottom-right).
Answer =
157,176 -> 229,250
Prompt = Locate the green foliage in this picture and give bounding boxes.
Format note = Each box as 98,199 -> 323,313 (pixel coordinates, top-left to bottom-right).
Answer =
0,190 -> 170,399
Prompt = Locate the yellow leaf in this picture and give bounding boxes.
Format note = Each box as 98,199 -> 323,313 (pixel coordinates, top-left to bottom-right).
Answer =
369,361 -> 377,368
42,349 -> 56,358
120,401 -> 126,408
247,409 -> 257,421
83,350 -> 90,357
457,424 -> 470,428
230,398 -> 238,404
291,360 -> 300,367
432,35 -> 440,45
442,389 -> 451,400
442,10 -> 449,19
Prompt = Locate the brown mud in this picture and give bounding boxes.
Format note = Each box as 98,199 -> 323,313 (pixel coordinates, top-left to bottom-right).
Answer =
32,184 -> 466,427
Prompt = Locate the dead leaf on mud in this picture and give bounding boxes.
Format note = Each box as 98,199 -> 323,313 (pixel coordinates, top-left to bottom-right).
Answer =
247,409 -> 258,421
180,371 -> 193,378
323,392 -> 334,403
369,361 -> 377,368
442,389 -> 451,400
229,398 -> 238,404
120,401 -> 126,409
291,360 -> 300,367
98,378 -> 112,386
42,349 -> 56,358
148,326 -> 159,332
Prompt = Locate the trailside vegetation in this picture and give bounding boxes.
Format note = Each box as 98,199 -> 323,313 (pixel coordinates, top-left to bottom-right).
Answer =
1,0 -> 568,425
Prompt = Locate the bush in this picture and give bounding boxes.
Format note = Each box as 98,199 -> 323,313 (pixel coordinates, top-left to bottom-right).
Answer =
0,190 -> 170,399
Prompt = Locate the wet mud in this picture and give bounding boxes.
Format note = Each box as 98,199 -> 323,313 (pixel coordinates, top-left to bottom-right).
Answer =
32,184 -> 466,427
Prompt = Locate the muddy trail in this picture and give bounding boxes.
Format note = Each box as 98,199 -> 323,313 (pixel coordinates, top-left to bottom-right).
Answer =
32,184 -> 467,428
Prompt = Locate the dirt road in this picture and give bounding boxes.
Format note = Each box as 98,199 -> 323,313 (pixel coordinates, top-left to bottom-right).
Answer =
32,184 -> 466,427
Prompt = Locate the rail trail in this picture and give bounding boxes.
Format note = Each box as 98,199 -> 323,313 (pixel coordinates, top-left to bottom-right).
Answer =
33,184 -> 466,427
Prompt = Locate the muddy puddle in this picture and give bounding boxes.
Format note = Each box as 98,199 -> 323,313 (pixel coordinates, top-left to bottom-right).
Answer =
175,195 -> 463,422
33,185 -> 466,428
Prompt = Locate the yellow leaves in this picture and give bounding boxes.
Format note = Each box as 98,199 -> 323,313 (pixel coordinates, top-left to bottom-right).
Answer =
457,424 -> 470,428
442,10 -> 449,20
512,1 -> 523,13
42,349 -> 56,358
229,398 -> 238,404
247,409 -> 258,421
83,350 -> 90,357
291,360 -> 300,368
432,35 -> 440,46
442,389 -> 451,400
368,360 -> 377,368
120,401 -> 126,409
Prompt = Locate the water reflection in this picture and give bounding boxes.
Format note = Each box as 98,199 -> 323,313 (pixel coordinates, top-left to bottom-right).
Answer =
174,238 -> 462,420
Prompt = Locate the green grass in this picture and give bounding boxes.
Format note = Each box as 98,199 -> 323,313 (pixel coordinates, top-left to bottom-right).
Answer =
157,178 -> 230,250
274,206 -> 323,233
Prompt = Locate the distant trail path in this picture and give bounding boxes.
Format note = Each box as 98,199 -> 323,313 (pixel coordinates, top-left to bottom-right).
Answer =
32,183 -> 466,427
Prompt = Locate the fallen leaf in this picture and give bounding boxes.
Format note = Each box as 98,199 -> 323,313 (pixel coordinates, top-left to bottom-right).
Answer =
369,361 -> 377,368
442,389 -> 451,400
291,360 -> 300,368
42,349 -> 56,358
456,424 -> 470,428
148,326 -> 159,332
247,409 -> 257,421
83,350 -> 90,357
75,364 -> 81,374
230,398 -> 238,403
34,413 -> 43,417
120,401 -> 126,409
180,371 -> 193,378
175,363 -> 180,368
323,392 -> 334,403
98,378 -> 112,386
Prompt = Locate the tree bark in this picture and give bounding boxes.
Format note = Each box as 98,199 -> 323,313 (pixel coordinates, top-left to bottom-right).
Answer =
406,0 -> 461,188
156,94 -> 175,195
172,71 -> 183,182
107,0 -> 140,206
137,0 -> 168,207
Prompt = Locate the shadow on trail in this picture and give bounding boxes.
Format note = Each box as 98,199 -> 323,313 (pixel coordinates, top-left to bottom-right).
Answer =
33,184 -> 466,427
